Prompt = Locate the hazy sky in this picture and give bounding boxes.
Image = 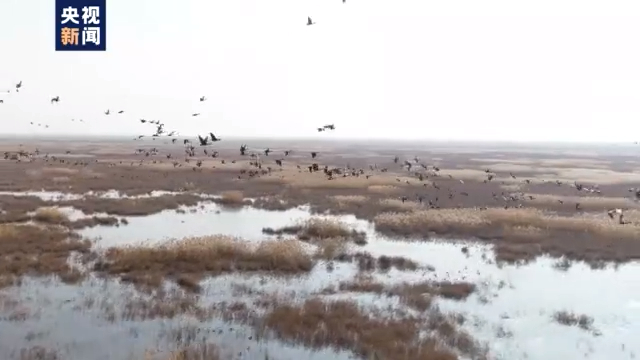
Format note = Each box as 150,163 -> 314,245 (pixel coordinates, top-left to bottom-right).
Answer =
0,0 -> 639,142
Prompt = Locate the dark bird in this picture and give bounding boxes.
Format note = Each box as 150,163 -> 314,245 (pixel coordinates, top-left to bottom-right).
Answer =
105,110 -> 110,115
192,113 -> 200,117
0,100 -> 3,104
323,124 -> 335,130
317,127 -> 325,132
140,119 -> 147,123
118,110 -> 124,114
51,96 -> 60,104
311,152 -> 318,159
209,132 -> 221,142
15,81 -> 22,92
200,96 -> 206,102
197,135 -> 209,146
307,16 -> 315,26
264,148 -> 271,156
240,144 -> 248,156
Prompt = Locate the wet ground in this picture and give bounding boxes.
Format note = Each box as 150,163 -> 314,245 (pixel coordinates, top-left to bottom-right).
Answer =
1,191 -> 639,360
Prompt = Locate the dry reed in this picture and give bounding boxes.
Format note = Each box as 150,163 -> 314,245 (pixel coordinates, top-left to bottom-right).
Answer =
98,236 -> 314,292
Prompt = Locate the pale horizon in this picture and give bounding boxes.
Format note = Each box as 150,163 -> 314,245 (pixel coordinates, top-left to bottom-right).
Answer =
1,0 -> 639,142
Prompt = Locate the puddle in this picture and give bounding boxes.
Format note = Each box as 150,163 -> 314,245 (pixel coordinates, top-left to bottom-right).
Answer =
2,192 -> 640,359
80,203 -> 312,247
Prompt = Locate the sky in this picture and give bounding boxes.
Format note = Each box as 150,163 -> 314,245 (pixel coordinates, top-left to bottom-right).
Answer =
0,0 -> 639,142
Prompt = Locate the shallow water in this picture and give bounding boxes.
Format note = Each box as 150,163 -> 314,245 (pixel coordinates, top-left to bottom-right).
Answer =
3,195 -> 640,359
0,278 -> 350,360
80,203 -> 312,247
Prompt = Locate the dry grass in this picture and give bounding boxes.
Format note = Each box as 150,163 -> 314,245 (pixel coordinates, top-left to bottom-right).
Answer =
330,195 -> 368,210
334,252 -> 421,272
161,343 -> 222,360
552,310 -> 595,331
337,277 -> 476,312
525,193 -> 636,211
257,298 -> 461,360
0,223 -> 90,288
96,236 -> 314,292
59,194 -> 204,216
263,217 -> 368,247
374,207 -> 640,241
32,207 -> 70,224
216,190 -> 245,207
17,346 -> 60,360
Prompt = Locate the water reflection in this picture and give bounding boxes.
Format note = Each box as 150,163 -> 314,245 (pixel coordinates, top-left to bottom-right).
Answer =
2,196 -> 640,359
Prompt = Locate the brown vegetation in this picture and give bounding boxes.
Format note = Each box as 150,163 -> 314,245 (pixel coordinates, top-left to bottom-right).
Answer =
214,190 -> 247,208
0,223 -> 90,288
336,276 -> 475,312
334,252 -> 422,272
552,310 -> 595,331
95,236 -> 314,292
256,298 -> 486,360
60,194 -> 206,216
374,207 -> 640,265
263,217 -> 367,245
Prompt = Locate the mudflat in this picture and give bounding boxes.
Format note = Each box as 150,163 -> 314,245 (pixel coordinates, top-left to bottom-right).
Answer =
1,137 -> 639,360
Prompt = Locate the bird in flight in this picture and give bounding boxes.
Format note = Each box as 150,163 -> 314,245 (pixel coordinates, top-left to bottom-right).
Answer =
209,132 -> 221,142
105,110 -> 110,115
307,17 -> 315,26
200,96 -> 206,102
51,96 -> 60,104
192,113 -> 200,117
15,81 -> 22,92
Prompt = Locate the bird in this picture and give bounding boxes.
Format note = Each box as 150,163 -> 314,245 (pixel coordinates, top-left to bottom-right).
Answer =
209,132 -> 221,142
15,81 -> 22,92
197,135 -> 209,146
118,110 -> 124,114
323,124 -> 335,130
311,152 -> 318,159
307,17 -> 315,26
104,110 -> 110,115
0,100 -> 3,104
192,113 -> 200,117
50,96 -> 60,104
200,96 -> 206,102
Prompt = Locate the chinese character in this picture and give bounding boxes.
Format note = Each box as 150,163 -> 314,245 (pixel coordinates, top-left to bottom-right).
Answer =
82,27 -> 101,46
61,6 -> 80,25
61,27 -> 80,45
82,6 -> 100,25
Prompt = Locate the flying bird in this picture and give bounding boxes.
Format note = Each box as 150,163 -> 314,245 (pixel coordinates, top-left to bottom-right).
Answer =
50,96 -> 60,104
197,134 -> 209,146
200,96 -> 206,102
15,81 -> 22,92
105,110 -> 110,115
307,17 -> 315,26
209,132 -> 221,142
